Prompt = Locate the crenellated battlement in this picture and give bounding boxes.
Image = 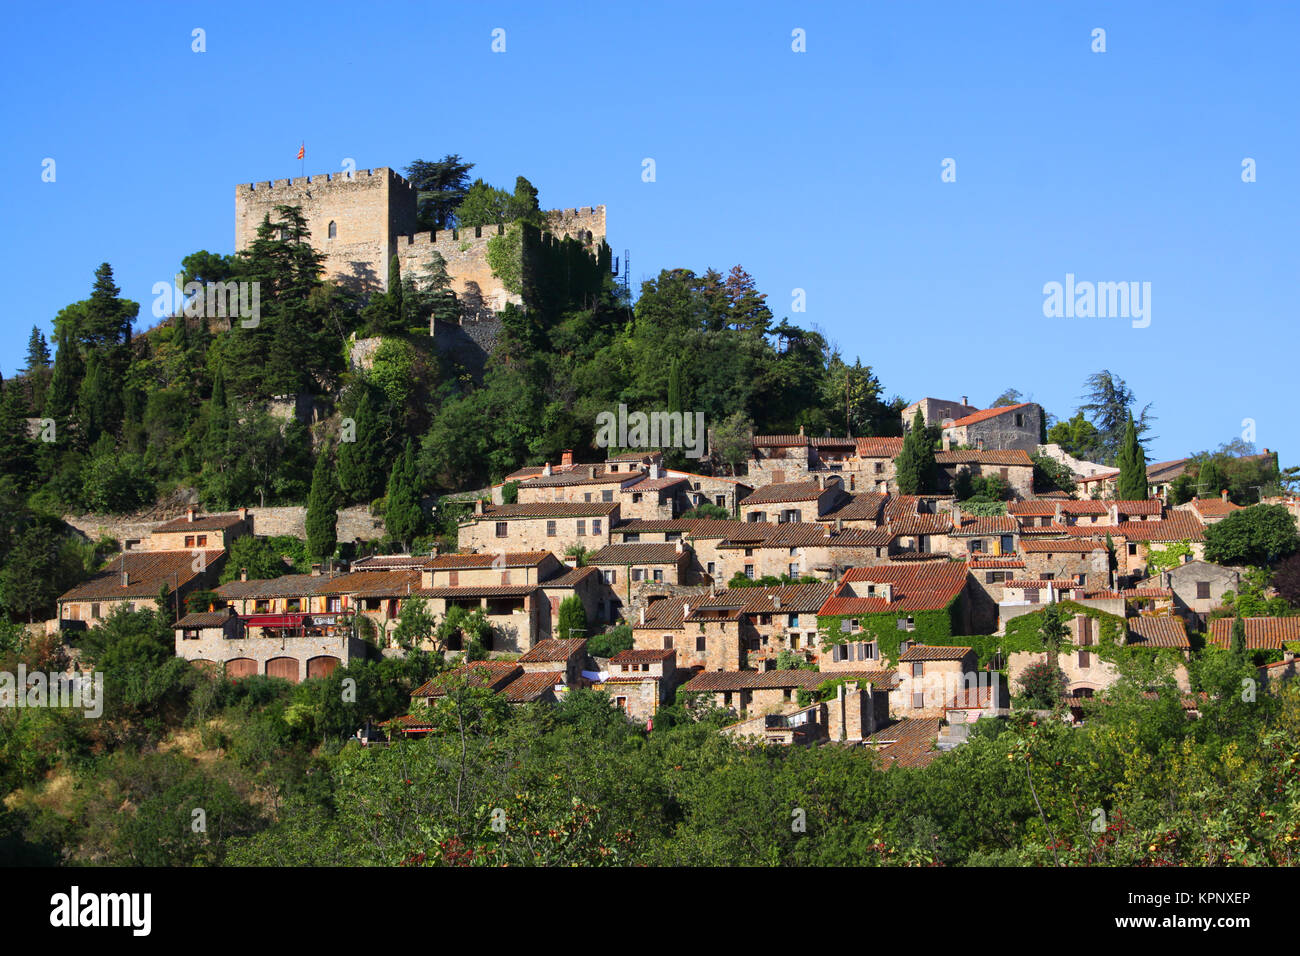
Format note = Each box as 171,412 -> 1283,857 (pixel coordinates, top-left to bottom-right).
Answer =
397,223 -> 507,249
236,167 -> 415,195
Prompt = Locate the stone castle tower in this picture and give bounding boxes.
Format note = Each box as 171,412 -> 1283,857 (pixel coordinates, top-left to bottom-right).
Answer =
234,167 -> 606,318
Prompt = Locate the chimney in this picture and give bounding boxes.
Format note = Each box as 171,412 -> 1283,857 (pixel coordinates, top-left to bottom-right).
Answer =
880,583 -> 893,602
639,606 -> 646,625
542,462 -> 552,476
1221,488 -> 1229,502
238,506 -> 248,522
311,563 -> 322,577
683,603 -> 691,620
240,567 -> 248,582
588,465 -> 597,479
186,506 -> 195,523
961,396 -> 968,407
773,593 -> 781,610
952,504 -> 961,529
561,449 -> 574,467
798,425 -> 804,437
675,537 -> 684,554
836,517 -> 843,534
121,568 -> 130,587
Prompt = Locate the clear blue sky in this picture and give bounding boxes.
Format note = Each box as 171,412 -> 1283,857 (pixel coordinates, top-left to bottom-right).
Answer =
2,1 -> 1295,468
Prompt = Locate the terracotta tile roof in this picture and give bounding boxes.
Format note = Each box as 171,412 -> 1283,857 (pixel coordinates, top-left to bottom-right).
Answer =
1208,617 -> 1300,650
883,494 -> 954,522
1122,587 -> 1172,598
502,671 -> 565,702
1113,499 -> 1163,516
518,638 -> 587,663
632,590 -> 712,629
607,450 -> 662,462
888,514 -> 954,536
175,608 -> 237,628
952,514 -> 1018,535
412,584 -> 539,599
1059,500 -> 1110,515
751,434 -> 810,448
524,468 -> 644,488
1020,539 -> 1108,552
589,542 -> 685,565
968,557 -> 1025,569
1005,579 -> 1074,590
822,493 -> 888,523
1081,589 -> 1123,599
898,644 -> 973,662
426,551 -> 552,569
502,462 -> 586,482
945,403 -> 1034,429
541,565 -> 600,587
934,449 -> 1034,467
610,648 -> 675,663
152,512 -> 246,533
1126,616 -> 1190,648
216,572 -> 335,601
1112,514 -> 1205,543
350,554 -> 434,570
738,523 -> 892,549
59,550 -> 226,603
412,661 -> 522,697
614,518 -> 756,539
742,481 -> 833,505
692,582 -> 837,616
1009,501 -> 1059,516
681,669 -> 894,693
1188,497 -> 1242,517
820,563 -> 968,616
624,475 -> 687,492
1018,523 -> 1075,535
853,437 -> 905,457
1145,459 -> 1191,482
319,569 -> 420,598
480,502 -> 619,518
865,717 -> 941,768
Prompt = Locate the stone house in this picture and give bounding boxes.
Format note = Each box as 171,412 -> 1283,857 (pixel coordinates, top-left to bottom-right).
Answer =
1019,539 -> 1112,589
173,605 -> 365,683
741,477 -> 848,524
58,549 -> 227,629
947,511 -> 1019,560
459,501 -> 619,555
940,403 -> 1043,454
901,396 -> 979,430
1175,494 -> 1243,526
680,668 -> 894,720
720,678 -> 892,745
895,645 -> 980,715
713,522 -> 893,584
602,648 -> 677,724
518,636 -> 588,685
588,540 -> 695,596
1159,560 -> 1240,626
618,473 -> 689,521
666,470 -> 753,515
934,450 -> 1035,499
141,506 -> 252,552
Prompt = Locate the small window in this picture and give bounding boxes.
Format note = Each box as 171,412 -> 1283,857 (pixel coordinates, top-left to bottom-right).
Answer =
1196,581 -> 1210,600
696,635 -> 706,652
196,534 -> 208,546
653,569 -> 663,582
184,535 -> 195,547
744,565 -> 755,579
327,220 -> 337,238
602,490 -> 613,503
495,522 -> 508,538
911,662 -> 924,677
546,520 -> 557,537
576,520 -> 586,536
663,634 -> 673,650
592,519 -> 602,535
91,603 -> 101,619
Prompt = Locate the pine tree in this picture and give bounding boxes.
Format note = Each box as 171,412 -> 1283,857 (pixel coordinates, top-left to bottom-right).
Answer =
24,327 -> 50,373
385,441 -> 424,548
337,386 -> 386,503
44,327 -> 82,424
305,446 -> 340,561
1116,412 -> 1149,500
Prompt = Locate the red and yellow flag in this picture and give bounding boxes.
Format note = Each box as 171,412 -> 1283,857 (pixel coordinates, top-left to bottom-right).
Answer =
296,143 -> 305,160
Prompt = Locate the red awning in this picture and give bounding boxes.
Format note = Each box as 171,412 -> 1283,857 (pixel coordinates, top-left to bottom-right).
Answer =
245,613 -> 307,627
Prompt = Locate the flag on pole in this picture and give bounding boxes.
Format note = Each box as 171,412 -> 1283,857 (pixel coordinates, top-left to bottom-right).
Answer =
296,143 -> 305,160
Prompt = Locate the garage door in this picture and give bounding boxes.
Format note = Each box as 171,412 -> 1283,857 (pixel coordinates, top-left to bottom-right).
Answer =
307,656 -> 340,680
266,657 -> 300,683
225,658 -> 257,680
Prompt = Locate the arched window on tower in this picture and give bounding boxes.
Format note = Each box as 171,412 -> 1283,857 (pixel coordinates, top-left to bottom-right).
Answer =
328,220 -> 337,239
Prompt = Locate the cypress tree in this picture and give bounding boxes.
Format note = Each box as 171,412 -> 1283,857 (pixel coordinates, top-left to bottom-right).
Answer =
45,327 -> 82,424
1230,612 -> 1247,661
895,408 -> 935,495
337,386 -> 385,503
1197,457 -> 1225,500
1116,412 -> 1149,500
385,441 -> 423,548
305,446 -> 340,561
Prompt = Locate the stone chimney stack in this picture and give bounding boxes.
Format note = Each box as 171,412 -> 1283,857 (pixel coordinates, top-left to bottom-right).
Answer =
773,593 -> 781,610
561,449 -> 574,467
240,567 -> 248,582
639,605 -> 646,625
961,396 -> 968,407
186,506 -> 195,523
121,568 -> 130,587
238,506 -> 248,522
1221,488 -> 1229,502
675,537 -> 684,554
836,517 -> 843,534
311,563 -> 322,577
543,462 -> 552,476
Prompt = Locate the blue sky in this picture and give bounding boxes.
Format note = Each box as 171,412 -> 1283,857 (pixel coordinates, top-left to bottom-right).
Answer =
2,1 -> 1295,467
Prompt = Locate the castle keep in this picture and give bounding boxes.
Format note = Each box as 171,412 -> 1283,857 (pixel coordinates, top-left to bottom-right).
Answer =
235,167 -> 606,315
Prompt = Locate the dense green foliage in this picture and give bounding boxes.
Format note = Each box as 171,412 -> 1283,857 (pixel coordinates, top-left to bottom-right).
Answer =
1115,412 -> 1149,500
1204,504 -> 1300,566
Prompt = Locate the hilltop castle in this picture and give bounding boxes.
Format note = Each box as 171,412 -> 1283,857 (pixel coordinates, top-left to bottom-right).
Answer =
234,166 -> 606,317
